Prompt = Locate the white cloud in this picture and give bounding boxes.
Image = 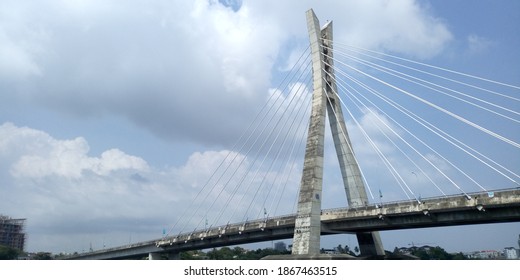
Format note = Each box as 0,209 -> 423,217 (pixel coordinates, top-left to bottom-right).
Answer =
174,150 -> 246,188
1,122 -> 295,252
466,34 -> 494,55
267,82 -> 311,117
340,0 -> 453,59
0,0 -> 453,146
94,149 -> 149,176
0,26 -> 44,79
346,108 -> 401,158
1,123 -> 149,179
247,0 -> 453,59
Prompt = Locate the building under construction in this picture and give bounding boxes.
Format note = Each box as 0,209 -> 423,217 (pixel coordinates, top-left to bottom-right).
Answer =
0,215 -> 26,251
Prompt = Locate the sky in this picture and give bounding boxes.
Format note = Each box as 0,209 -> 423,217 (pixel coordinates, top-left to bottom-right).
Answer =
0,0 -> 519,255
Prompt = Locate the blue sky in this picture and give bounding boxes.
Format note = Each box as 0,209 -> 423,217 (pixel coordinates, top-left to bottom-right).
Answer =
0,0 -> 518,254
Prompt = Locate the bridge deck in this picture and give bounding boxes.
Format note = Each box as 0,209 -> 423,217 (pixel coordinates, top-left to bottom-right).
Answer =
66,188 -> 520,259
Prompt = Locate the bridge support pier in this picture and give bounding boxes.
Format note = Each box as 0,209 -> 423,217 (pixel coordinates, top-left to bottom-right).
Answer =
357,232 -> 385,256
148,252 -> 161,260
148,251 -> 180,260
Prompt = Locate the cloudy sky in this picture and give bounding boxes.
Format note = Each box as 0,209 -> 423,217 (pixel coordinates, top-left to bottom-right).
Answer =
1,0 -> 519,254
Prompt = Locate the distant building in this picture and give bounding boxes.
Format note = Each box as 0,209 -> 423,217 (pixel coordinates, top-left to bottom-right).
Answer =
396,247 -> 413,254
396,245 -> 435,255
0,215 -> 26,251
320,249 -> 339,255
465,250 -> 502,259
503,247 -> 519,260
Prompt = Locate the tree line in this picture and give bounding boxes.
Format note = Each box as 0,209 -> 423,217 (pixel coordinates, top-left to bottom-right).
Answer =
1,242 -> 468,260
181,241 -> 290,260
0,245 -> 52,260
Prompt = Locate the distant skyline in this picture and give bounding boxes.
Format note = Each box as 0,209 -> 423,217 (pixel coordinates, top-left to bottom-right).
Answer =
0,0 -> 518,254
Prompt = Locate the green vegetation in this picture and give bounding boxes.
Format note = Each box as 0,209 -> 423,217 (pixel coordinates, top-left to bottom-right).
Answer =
320,244 -> 359,256
31,252 -> 53,260
0,242 -> 471,260
0,244 -> 56,260
0,244 -> 22,260
180,241 -> 290,260
176,243 -> 471,260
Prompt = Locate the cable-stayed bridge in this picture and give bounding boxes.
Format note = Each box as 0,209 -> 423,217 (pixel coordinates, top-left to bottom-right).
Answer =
68,10 -> 520,260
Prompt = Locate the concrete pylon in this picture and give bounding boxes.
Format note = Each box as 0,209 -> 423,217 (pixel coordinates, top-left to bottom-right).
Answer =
291,9 -> 328,255
292,9 -> 385,257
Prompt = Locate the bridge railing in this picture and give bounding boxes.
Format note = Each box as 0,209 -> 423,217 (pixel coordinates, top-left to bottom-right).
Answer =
321,187 -> 519,214
161,188 -> 519,244
160,212 -> 298,245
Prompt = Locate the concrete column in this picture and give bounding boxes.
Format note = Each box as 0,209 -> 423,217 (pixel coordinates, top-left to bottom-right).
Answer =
292,9 -> 327,255
321,20 -> 368,208
320,14 -> 385,258
148,252 -> 161,260
357,232 -> 385,256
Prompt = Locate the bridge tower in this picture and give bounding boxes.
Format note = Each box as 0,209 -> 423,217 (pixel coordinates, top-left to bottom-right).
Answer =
292,9 -> 385,256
